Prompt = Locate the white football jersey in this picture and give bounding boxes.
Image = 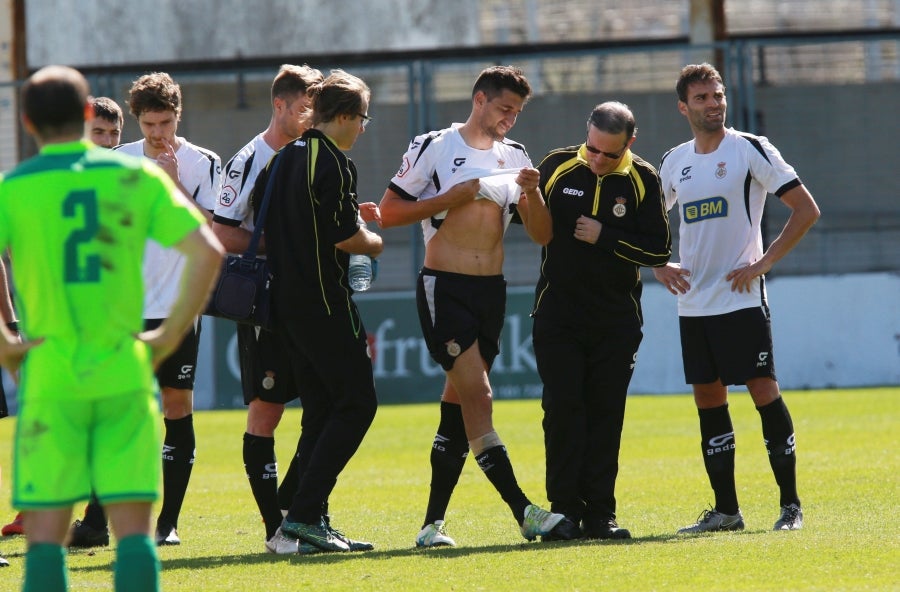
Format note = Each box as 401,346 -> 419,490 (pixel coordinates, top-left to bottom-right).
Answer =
214,133 -> 275,232
116,138 -> 222,318
387,123 -> 531,243
659,128 -> 799,316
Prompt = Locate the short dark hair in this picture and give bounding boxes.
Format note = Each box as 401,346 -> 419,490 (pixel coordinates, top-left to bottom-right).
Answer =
308,69 -> 370,126
271,64 -> 324,102
127,72 -> 182,119
587,101 -> 636,139
91,96 -> 123,126
472,65 -> 532,102
21,65 -> 90,140
676,63 -> 725,102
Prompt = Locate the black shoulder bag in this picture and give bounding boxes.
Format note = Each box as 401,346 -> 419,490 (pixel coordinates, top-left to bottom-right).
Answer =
204,151 -> 283,329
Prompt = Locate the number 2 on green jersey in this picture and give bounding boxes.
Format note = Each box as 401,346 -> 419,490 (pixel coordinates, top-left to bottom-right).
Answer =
63,190 -> 100,283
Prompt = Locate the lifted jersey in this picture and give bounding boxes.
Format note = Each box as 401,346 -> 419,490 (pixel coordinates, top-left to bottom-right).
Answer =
116,138 -> 221,317
659,128 -> 801,316
387,123 -> 531,243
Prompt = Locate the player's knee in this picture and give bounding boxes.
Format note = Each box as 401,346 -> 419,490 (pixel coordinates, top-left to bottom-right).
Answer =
246,400 -> 285,435
160,388 -> 193,419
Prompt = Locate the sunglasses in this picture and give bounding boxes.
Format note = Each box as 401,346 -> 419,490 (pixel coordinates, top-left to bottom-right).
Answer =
358,113 -> 373,130
585,138 -> 627,159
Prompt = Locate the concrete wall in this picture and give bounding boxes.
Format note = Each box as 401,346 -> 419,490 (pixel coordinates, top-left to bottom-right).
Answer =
25,0 -> 481,67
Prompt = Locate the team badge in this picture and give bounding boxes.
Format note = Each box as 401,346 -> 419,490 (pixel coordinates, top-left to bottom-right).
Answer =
612,196 -> 627,218
396,156 -> 410,178
219,185 -> 237,206
715,161 -> 727,179
446,340 -> 461,357
262,372 -> 275,390
497,158 -> 505,168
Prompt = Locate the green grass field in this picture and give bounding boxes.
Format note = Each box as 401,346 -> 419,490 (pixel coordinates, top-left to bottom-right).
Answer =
0,387 -> 896,591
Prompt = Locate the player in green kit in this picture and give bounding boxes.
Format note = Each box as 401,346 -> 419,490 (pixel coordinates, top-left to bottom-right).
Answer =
0,65 -> 223,592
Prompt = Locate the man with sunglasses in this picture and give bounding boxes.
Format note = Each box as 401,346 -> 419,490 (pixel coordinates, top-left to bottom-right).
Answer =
656,63 -> 819,534
528,101 -> 671,540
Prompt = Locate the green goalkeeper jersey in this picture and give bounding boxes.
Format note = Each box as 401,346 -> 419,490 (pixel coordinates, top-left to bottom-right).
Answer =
0,139 -> 204,401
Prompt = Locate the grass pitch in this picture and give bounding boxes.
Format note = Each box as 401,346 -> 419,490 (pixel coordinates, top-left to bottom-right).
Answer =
0,387 -> 897,591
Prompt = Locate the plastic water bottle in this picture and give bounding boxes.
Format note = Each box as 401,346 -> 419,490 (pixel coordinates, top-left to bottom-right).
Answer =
348,254 -> 375,292
349,215 -> 377,292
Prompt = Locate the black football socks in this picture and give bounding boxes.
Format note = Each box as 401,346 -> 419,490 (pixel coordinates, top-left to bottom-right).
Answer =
698,404 -> 739,515
158,414 -> 196,530
757,397 -> 800,507
243,432 -> 283,539
423,401 -> 469,527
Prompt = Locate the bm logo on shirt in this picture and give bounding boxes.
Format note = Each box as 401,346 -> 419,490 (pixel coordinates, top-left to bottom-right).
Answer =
683,196 -> 728,223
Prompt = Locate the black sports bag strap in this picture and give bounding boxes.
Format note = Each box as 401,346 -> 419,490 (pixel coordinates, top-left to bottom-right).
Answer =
245,149 -> 284,259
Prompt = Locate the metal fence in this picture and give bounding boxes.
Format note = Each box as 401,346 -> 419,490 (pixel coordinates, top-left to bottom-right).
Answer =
4,31 -> 899,290
362,32 -> 900,289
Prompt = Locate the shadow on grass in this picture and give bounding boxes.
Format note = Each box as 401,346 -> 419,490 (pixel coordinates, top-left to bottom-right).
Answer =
66,529 -> 774,572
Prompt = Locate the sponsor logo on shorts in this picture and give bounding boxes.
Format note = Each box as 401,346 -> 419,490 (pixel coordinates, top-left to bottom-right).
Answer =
757,351 -> 770,367
178,365 -> 194,380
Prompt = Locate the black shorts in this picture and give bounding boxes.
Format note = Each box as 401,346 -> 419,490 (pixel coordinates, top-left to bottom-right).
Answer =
237,323 -> 299,405
145,317 -> 201,390
277,309 -> 378,427
416,267 -> 506,371
679,305 -> 777,386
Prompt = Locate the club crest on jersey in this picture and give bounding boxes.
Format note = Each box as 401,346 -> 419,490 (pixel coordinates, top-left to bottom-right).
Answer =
219,185 -> 237,206
612,196 -> 627,218
497,158 -> 505,168
715,161 -> 727,179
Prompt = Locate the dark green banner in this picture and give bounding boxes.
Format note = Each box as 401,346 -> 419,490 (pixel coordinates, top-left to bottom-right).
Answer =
209,287 -> 542,408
